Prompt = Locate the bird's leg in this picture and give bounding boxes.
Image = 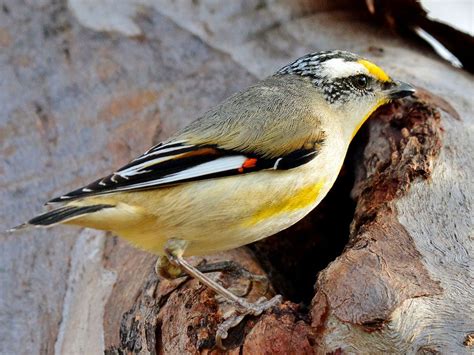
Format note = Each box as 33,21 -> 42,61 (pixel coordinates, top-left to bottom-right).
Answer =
160,239 -> 282,346
155,256 -> 259,297
162,240 -> 280,314
156,255 -> 269,298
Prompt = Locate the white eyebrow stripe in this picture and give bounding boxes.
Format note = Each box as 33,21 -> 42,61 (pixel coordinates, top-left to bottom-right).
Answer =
320,58 -> 367,78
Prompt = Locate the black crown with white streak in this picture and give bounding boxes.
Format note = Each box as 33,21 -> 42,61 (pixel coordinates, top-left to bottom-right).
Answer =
277,50 -> 358,81
277,50 -> 368,104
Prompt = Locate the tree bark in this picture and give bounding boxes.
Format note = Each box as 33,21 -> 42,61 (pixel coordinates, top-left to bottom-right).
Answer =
1,1 -> 472,354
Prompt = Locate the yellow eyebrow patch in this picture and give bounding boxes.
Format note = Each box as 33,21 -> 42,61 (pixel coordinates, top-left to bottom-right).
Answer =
358,59 -> 391,82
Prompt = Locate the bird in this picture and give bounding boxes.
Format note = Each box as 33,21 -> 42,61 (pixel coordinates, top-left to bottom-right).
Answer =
11,50 -> 414,339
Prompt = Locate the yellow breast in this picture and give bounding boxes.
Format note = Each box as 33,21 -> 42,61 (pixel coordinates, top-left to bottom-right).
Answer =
243,179 -> 326,226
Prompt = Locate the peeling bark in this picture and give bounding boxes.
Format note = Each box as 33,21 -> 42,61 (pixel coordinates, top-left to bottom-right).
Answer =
104,249 -> 313,354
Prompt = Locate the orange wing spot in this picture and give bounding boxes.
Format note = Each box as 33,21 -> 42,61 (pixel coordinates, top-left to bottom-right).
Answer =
358,59 -> 391,82
238,158 -> 257,172
242,158 -> 257,169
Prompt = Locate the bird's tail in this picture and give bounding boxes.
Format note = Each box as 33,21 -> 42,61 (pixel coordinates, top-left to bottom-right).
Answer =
8,204 -> 113,231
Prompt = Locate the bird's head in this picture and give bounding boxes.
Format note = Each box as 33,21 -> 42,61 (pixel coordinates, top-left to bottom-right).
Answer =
277,50 -> 415,140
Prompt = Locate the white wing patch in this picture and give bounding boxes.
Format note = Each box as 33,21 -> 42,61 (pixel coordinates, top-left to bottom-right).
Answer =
110,155 -> 247,191
116,156 -> 174,178
142,140 -> 188,155
144,144 -> 193,156
115,142 -> 193,179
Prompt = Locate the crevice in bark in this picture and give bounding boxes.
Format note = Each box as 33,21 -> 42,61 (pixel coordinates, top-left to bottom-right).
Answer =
248,93 -> 445,309
248,133 -> 365,305
311,95 -> 445,348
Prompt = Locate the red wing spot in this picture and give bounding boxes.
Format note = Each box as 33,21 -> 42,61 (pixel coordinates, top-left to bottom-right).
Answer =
242,158 -> 257,169
238,158 -> 256,173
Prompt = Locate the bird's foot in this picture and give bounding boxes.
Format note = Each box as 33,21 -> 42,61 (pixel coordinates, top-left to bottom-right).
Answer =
155,254 -> 184,279
158,240 -> 281,349
216,294 -> 282,348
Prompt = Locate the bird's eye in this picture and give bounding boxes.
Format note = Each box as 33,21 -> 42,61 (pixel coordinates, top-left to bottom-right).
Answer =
351,75 -> 369,90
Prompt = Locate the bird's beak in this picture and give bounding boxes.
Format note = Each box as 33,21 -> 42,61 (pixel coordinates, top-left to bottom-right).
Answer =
384,81 -> 416,100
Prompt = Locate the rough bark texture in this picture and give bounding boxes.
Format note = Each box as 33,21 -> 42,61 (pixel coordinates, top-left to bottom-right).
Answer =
1,1 -> 472,354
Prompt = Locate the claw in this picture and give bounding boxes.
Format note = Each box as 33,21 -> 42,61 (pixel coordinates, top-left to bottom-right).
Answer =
246,295 -> 282,316
216,313 -> 246,348
216,295 -> 282,349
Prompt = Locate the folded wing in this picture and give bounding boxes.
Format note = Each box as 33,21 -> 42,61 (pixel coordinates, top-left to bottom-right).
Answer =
48,140 -> 320,203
